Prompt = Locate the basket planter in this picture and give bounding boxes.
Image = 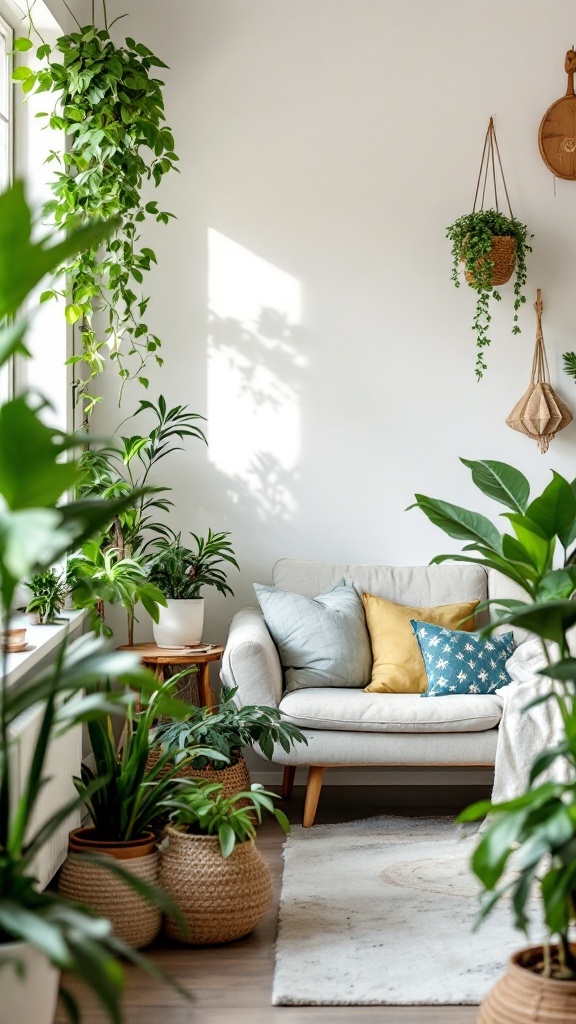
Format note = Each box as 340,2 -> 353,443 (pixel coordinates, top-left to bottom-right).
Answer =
59,829 -> 161,949
147,749 -> 251,804
463,235 -> 517,287
153,598 -> 204,648
160,827 -> 272,945
0,941 -> 59,1024
479,945 -> 576,1024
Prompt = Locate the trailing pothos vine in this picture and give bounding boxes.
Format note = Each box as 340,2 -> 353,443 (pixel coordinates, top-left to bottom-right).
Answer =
446,209 -> 531,381
13,2 -> 179,412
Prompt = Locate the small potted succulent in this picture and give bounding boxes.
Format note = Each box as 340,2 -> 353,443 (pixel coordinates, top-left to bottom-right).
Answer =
146,530 -> 238,647
149,685 -> 307,800
160,782 -> 289,944
26,568 -> 67,624
446,209 -> 532,379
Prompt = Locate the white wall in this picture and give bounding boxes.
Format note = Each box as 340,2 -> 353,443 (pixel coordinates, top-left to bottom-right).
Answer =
94,0 -> 576,656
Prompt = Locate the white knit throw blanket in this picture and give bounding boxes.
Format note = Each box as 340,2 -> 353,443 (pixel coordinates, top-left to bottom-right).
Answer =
492,637 -> 572,805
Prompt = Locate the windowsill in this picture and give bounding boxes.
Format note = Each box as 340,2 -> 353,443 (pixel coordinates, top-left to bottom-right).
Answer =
3,609 -> 87,688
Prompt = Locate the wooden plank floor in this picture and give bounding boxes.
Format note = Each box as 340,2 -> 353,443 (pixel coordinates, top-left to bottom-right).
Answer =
56,785 -> 491,1024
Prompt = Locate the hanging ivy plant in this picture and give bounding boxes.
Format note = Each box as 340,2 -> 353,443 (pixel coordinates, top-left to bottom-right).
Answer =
13,3 -> 179,412
446,209 -> 532,381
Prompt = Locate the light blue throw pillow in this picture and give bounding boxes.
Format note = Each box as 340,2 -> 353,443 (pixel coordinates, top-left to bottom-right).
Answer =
411,620 -> 515,697
254,580 -> 372,693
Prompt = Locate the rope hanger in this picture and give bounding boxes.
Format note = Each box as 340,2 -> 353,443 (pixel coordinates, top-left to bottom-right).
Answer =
472,117 -> 514,217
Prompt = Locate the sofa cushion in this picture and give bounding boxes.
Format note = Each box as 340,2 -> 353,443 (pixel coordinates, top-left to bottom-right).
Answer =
254,580 -> 372,693
363,593 -> 479,694
413,620 -> 515,697
279,688 -> 503,733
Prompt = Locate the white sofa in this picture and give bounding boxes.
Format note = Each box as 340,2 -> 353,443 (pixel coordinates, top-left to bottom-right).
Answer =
221,559 -> 523,826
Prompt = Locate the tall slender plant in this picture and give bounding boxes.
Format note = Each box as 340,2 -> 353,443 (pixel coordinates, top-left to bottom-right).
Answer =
13,3 -> 179,412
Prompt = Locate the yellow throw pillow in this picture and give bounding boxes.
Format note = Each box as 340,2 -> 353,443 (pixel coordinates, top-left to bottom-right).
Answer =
362,593 -> 480,694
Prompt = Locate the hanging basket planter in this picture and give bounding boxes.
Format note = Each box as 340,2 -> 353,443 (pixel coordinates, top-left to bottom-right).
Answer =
463,234 -> 517,287
446,117 -> 532,380
506,289 -> 573,453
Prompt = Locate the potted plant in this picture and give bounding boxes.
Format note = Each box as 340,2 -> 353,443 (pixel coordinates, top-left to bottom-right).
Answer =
26,567 -> 67,624
60,680 -> 222,949
411,457 -> 576,1020
67,540 -> 166,644
149,685 -> 307,800
160,782 -> 289,944
147,531 -> 239,647
0,181 -> 187,1023
72,395 -> 206,643
446,209 -> 532,379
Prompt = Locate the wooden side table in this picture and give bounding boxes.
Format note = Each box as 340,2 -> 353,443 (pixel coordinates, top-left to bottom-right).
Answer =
118,643 -> 224,709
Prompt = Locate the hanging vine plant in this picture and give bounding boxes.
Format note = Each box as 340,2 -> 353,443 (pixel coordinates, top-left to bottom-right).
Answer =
446,119 -> 532,381
14,2 -> 179,412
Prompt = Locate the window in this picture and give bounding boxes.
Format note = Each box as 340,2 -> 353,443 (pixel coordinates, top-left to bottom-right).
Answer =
0,13 -> 12,192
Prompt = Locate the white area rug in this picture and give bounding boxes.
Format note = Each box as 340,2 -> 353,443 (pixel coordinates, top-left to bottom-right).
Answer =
273,815 -> 541,1006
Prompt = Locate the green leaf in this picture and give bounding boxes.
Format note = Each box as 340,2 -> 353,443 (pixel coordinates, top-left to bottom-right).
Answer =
14,37 -> 33,52
471,810 -> 528,890
0,395 -> 78,509
410,494 -> 502,552
460,459 -> 529,513
11,65 -> 32,80
492,600 -> 576,646
504,514 -> 553,575
525,473 -> 576,543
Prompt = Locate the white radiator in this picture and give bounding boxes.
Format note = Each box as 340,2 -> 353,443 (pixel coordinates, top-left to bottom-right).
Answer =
9,703 -> 82,890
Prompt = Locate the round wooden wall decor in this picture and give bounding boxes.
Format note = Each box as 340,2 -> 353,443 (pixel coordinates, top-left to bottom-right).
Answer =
539,49 -> 576,179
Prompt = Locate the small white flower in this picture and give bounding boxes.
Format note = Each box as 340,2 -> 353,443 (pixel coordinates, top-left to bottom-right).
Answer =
449,685 -> 457,692
478,670 -> 488,683
490,659 -> 497,670
468,659 -> 476,669
436,675 -> 448,688
419,628 -> 428,638
485,641 -> 495,651
456,652 -> 465,661
457,670 -> 467,683
464,643 -> 474,653
436,658 -> 448,670
428,636 -> 441,648
469,683 -> 480,693
443,644 -> 452,653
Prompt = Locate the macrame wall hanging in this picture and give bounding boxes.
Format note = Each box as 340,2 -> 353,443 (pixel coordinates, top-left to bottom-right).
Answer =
539,49 -> 576,180
506,290 -> 573,453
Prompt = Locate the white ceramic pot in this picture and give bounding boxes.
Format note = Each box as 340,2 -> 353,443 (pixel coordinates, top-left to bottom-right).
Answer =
153,598 -> 204,648
0,941 -> 60,1024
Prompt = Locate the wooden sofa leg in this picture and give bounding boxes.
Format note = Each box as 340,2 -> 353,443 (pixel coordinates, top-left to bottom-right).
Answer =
281,765 -> 296,800
303,766 -> 325,827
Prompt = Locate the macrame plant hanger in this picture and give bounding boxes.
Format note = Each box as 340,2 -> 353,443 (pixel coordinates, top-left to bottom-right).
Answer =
506,289 -> 573,453
472,117 -> 514,220
466,118 -> 517,290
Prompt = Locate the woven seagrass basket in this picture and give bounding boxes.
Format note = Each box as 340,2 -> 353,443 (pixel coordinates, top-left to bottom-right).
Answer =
59,845 -> 161,950
147,748 -> 252,806
160,826 -> 272,945
479,945 -> 576,1024
464,235 -> 516,287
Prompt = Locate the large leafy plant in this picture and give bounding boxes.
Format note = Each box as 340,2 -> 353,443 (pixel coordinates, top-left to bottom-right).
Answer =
412,458 -> 576,979
147,532 -> 239,599
14,5 -> 179,411
152,685 -> 307,770
0,181 -> 184,1020
446,210 -> 531,380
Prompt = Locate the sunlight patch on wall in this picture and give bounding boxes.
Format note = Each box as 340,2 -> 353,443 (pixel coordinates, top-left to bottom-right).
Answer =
207,229 -> 305,521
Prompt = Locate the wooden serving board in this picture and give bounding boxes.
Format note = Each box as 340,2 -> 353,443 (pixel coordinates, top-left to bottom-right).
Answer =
539,49 -> 576,179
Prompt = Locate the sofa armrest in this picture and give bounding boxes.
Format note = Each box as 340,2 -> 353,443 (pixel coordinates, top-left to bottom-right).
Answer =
221,607 -> 283,709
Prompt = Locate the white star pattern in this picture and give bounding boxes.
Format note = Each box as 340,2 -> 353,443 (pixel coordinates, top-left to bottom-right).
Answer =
411,619 -> 516,699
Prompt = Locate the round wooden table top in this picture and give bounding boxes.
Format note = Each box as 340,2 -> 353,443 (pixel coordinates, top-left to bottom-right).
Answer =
117,642 -> 224,665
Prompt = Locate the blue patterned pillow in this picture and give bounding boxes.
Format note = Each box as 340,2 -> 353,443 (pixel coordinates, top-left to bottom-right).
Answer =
411,620 -> 515,697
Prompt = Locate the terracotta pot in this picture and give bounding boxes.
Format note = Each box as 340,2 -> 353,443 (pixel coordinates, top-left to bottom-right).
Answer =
160,827 -> 272,945
479,945 -> 576,1024
463,234 -> 517,288
0,941 -> 59,1024
59,828 -> 161,949
1,628 -> 27,653
67,827 -> 156,859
